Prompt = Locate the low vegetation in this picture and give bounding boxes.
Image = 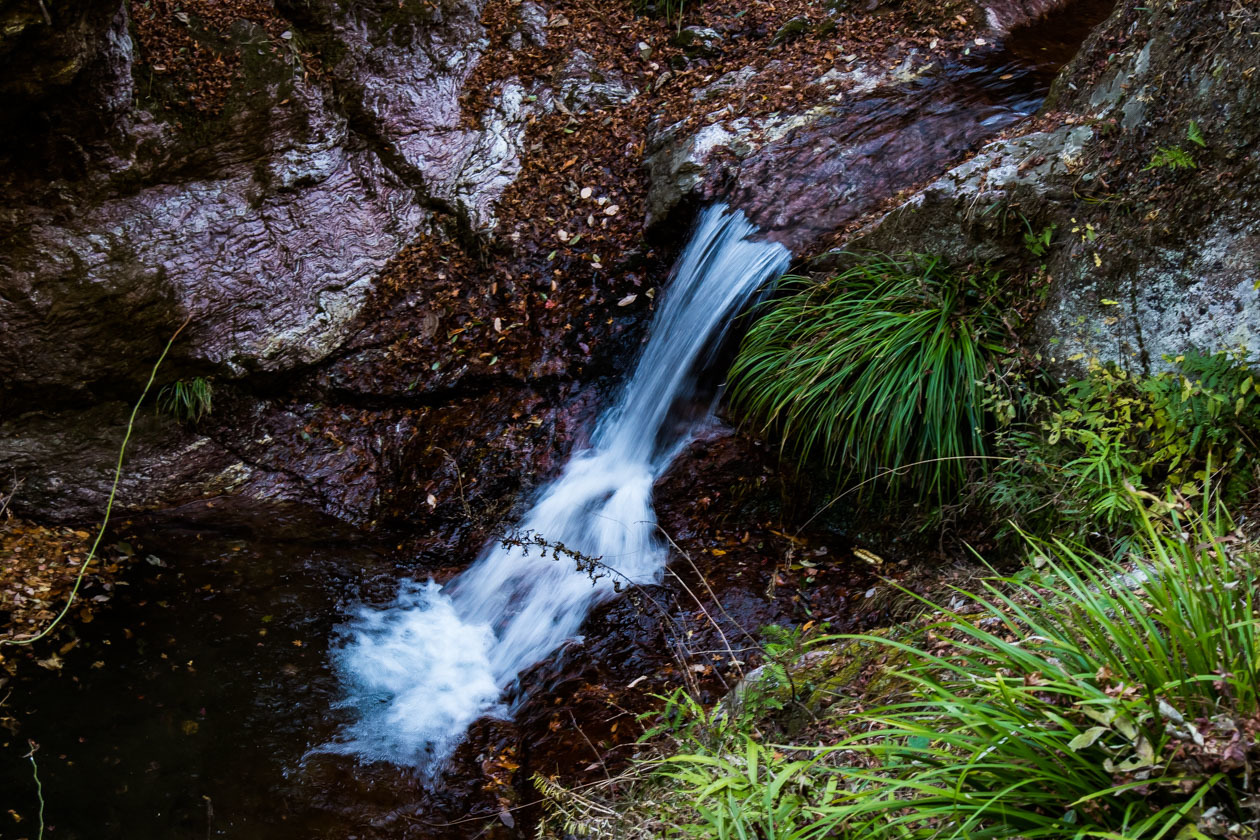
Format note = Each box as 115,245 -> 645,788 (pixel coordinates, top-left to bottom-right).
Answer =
977,350 -> 1259,550
539,498 -> 1260,839
157,376 -> 214,423
728,250 -> 1258,551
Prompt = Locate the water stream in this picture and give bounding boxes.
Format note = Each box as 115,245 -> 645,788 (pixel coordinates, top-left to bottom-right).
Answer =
325,206 -> 790,774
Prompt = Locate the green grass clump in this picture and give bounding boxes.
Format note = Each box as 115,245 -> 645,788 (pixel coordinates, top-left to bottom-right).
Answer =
157,376 -> 213,423
644,500 -> 1260,840
812,501 -> 1259,840
728,254 -> 1007,500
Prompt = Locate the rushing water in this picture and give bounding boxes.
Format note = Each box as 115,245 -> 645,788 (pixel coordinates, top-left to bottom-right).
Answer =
326,206 -> 790,774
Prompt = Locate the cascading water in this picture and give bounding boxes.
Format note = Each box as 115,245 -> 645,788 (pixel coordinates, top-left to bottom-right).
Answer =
323,205 -> 790,775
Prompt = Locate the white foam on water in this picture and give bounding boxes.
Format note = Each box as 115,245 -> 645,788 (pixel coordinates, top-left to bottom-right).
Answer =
323,205 -> 790,774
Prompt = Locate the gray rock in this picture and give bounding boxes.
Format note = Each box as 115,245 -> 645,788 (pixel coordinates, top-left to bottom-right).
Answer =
980,0 -> 1075,33
1040,222 -> 1260,372
554,50 -> 638,113
646,52 -> 1029,250
518,1 -> 549,47
1,15 -> 429,387
673,25 -> 722,57
0,0 -> 646,523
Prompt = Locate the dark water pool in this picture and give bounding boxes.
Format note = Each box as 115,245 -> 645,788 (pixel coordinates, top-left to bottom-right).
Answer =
1,501 -> 507,840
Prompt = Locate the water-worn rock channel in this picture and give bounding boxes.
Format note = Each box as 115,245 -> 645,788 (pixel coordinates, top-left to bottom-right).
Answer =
6,0 -> 1259,836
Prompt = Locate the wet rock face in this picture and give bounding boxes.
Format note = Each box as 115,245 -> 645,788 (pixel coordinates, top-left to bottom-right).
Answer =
728,67 -> 1043,252
849,0 -> 1260,375
0,0 -> 123,105
0,0 -> 439,396
0,0 -> 576,520
646,52 -> 1048,253
0,403 -> 251,522
294,0 -> 504,227
979,0 -> 1074,32
2,0 -> 1246,530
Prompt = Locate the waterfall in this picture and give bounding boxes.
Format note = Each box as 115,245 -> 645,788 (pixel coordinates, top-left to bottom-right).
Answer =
322,205 -> 790,775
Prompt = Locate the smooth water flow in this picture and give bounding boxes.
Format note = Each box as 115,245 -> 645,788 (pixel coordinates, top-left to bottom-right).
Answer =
325,205 -> 790,774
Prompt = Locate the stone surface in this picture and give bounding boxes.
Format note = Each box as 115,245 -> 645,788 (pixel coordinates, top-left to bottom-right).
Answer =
980,0 -> 1076,32
0,0 -> 643,521
0,0 -> 434,396
646,51 -> 1047,251
0,403 -> 251,522
844,0 -> 1260,374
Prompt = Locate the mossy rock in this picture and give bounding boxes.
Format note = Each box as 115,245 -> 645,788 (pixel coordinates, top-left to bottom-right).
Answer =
723,628 -> 913,735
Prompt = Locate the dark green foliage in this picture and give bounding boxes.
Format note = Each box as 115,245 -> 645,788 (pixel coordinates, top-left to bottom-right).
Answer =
157,376 -> 213,423
1144,146 -> 1197,171
1021,219 -> 1055,257
728,255 -> 1008,500
979,350 -> 1259,547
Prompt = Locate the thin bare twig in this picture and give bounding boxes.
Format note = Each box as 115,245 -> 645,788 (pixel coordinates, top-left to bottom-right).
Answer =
568,708 -> 613,782
655,526 -> 749,682
431,446 -> 472,520
0,477 -> 21,519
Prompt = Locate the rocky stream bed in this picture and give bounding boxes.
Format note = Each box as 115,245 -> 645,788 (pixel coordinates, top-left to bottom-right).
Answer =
2,0 -> 1258,836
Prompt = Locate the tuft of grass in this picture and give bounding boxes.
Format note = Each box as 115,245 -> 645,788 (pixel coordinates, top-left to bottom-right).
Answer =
728,255 -> 1008,500
158,376 -> 213,423
629,0 -> 690,29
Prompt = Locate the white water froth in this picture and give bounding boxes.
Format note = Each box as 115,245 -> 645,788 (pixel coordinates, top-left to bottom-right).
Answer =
325,205 -> 790,774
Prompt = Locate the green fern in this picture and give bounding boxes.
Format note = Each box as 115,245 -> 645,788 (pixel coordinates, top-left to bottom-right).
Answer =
1143,145 -> 1196,171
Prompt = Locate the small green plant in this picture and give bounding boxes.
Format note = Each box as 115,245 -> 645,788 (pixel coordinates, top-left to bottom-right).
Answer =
1144,146 -> 1197,171
158,376 -> 213,423
1021,220 -> 1056,257
979,350 -> 1259,547
661,736 -> 823,840
2,318 -> 190,649
638,686 -> 733,751
1144,123 -> 1205,171
728,254 -> 1009,500
644,498 -> 1260,840
1187,120 -> 1206,148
